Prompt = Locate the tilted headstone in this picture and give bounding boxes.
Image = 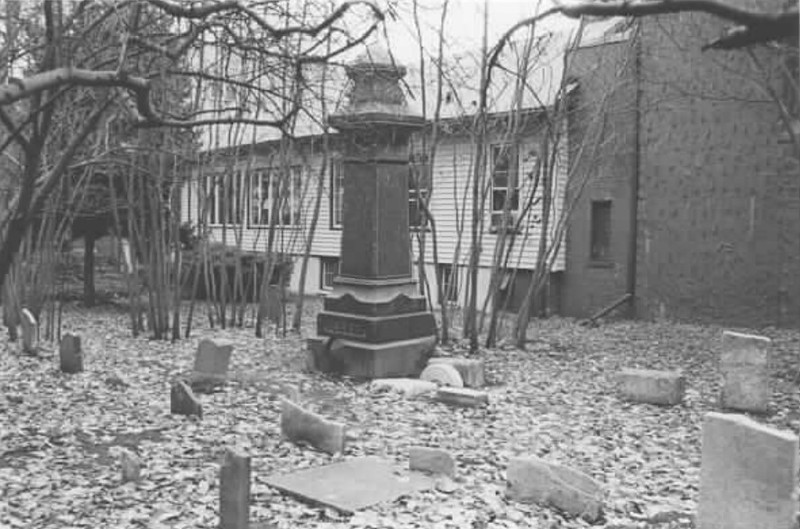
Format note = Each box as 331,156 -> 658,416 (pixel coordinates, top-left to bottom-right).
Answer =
507,456 -> 603,523
280,398 -> 345,455
59,334 -> 84,374
697,412 -> 798,529
171,380 -> 203,418
428,357 -> 485,387
220,448 -> 250,529
409,446 -> 456,477
720,331 -> 771,413
119,448 -> 142,483
191,338 -> 234,392
20,308 -> 38,354
618,368 -> 685,406
420,363 -> 464,388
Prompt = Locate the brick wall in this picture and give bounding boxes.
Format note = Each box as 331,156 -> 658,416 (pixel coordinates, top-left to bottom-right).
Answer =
636,10 -> 800,326
562,37 -> 639,317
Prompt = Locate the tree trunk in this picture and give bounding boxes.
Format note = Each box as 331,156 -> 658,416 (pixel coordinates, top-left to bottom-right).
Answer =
83,233 -> 96,306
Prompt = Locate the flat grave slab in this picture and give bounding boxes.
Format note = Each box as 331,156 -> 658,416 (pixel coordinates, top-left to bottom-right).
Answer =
265,456 -> 435,513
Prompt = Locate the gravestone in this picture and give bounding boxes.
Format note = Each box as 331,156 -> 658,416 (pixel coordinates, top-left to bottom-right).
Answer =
436,387 -> 489,408
307,46 -> 436,379
119,449 -> 142,483
428,357 -> 485,387
697,412 -> 798,529
618,368 -> 685,406
409,446 -> 455,477
265,285 -> 283,328
59,334 -> 84,374
20,308 -> 38,354
220,448 -> 250,529
370,378 -> 437,398
507,456 -> 603,523
170,380 -> 203,418
265,456 -> 434,514
420,363 -> 464,387
191,338 -> 234,392
720,330 -> 771,413
280,398 -> 345,455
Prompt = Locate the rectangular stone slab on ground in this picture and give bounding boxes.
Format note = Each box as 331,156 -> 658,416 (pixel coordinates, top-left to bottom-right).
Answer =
697,412 -> 798,529
265,456 -> 435,514
618,368 -> 685,405
280,398 -> 345,455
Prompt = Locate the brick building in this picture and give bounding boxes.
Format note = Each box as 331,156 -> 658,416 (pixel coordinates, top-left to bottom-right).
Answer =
563,11 -> 800,327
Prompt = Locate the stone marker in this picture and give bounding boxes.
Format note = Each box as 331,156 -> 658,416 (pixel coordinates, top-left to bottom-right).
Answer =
507,456 -> 603,523
428,357 -> 485,387
420,363 -> 464,387
264,456 -> 434,514
59,333 -> 84,374
697,412 -> 798,529
618,368 -> 685,406
266,285 -> 284,328
281,398 -> 345,455
720,330 -> 771,413
191,338 -> 234,392
220,448 -> 250,529
20,308 -> 38,354
436,387 -> 489,408
119,448 -> 141,483
370,378 -> 437,398
170,379 -> 203,418
409,446 -> 455,477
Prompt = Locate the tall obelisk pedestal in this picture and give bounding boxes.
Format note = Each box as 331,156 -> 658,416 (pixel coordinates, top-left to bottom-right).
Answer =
307,48 -> 436,378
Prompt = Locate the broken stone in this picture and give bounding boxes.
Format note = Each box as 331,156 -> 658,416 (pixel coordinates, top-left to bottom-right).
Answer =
618,368 -> 685,406
436,387 -> 489,407
264,456 -> 434,514
119,448 -> 141,483
507,456 -> 603,523
20,308 -> 38,354
59,333 -> 84,374
420,363 -> 463,387
170,379 -> 203,418
428,357 -> 485,387
409,446 -> 455,477
190,338 -> 234,393
435,476 -> 458,494
720,330 -> 771,413
371,378 -> 437,398
697,412 -> 798,529
280,398 -> 345,455
220,448 -> 250,529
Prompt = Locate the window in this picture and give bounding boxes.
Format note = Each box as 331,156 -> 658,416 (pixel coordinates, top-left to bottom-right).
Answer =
248,166 -> 303,227
202,172 -> 245,225
330,159 -> 344,229
490,144 -> 520,230
320,257 -> 339,290
437,264 -> 458,303
590,200 -> 612,261
409,154 -> 431,229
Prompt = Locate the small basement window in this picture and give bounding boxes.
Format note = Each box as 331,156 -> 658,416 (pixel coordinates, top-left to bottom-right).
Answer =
320,257 -> 339,290
590,200 -> 612,261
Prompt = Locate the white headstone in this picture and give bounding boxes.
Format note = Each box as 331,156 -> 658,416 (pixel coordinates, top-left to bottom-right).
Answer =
720,331 -> 771,413
697,412 -> 798,529
420,363 -> 463,387
19,308 -> 38,354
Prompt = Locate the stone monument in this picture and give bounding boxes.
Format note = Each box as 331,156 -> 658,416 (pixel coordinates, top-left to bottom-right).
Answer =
308,46 -> 436,378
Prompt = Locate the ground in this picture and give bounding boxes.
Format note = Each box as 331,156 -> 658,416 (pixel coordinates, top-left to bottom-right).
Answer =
1,302 -> 799,529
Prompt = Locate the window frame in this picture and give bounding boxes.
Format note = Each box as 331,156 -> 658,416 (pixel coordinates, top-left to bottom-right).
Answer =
247,165 -> 304,228
437,263 -> 459,304
408,154 -> 431,231
330,158 -> 344,230
489,143 -> 521,232
320,257 -> 340,290
589,199 -> 613,263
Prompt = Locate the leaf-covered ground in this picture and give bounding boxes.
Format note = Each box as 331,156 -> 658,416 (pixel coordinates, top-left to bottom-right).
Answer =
1,303 -> 799,529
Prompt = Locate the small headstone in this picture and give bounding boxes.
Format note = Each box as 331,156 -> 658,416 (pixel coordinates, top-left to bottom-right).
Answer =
59,334 -> 84,374
20,308 -> 38,354
420,363 -> 463,387
170,379 -> 203,418
409,446 -> 455,477
697,412 -> 798,529
507,456 -> 603,523
119,448 -> 142,483
436,387 -> 489,408
264,456 -> 434,514
371,378 -> 437,398
428,357 -> 485,387
191,338 -> 234,392
618,368 -> 685,406
266,285 -> 283,328
220,448 -> 250,529
720,330 -> 771,413
280,398 -> 345,455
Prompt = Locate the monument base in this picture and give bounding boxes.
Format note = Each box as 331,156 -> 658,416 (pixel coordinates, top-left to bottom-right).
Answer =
307,334 -> 436,379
